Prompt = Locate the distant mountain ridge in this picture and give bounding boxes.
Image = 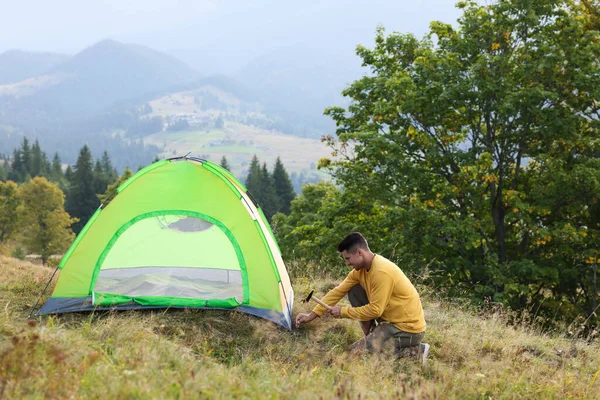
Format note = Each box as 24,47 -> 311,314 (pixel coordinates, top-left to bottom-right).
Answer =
234,46 -> 364,137
34,39 -> 201,117
0,50 -> 69,85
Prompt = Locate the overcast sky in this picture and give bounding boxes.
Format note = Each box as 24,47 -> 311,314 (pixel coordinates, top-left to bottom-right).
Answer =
0,0 -> 462,56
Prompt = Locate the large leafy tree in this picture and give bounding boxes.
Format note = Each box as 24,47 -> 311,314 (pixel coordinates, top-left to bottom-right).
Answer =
17,177 -> 76,264
322,0 -> 600,320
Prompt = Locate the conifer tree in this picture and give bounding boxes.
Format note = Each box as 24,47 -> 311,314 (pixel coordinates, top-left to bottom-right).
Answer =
31,140 -> 43,177
101,151 -> 118,182
272,157 -> 295,215
220,155 -> 231,171
64,165 -> 74,185
50,153 -> 67,192
51,153 -> 63,180
0,161 -> 7,182
66,145 -> 99,233
20,137 -> 32,179
98,168 -> 133,204
245,155 -> 262,197
8,149 -> 22,182
259,163 -> 280,221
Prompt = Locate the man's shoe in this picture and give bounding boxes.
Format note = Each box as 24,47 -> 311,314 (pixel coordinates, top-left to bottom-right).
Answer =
420,343 -> 430,366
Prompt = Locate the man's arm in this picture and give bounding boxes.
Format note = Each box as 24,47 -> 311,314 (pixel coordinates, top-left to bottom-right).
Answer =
339,272 -> 394,321
311,271 -> 360,317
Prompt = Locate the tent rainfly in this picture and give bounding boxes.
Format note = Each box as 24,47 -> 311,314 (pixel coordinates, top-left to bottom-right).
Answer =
36,156 -> 294,329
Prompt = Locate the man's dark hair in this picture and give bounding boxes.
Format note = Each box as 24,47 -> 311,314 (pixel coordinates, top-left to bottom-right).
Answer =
337,232 -> 369,253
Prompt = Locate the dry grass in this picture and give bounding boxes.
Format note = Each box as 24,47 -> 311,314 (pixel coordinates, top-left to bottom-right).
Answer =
1,256 -> 600,399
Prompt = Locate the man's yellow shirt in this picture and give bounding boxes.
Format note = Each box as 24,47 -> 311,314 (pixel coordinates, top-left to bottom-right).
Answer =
313,254 -> 426,333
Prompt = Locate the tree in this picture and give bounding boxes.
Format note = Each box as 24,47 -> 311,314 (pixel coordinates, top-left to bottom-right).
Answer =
97,167 -> 133,204
220,156 -> 231,171
272,157 -> 296,215
17,177 -> 76,264
321,0 -> 600,321
0,160 -> 8,182
20,137 -> 32,180
50,152 -> 65,187
0,180 -> 21,244
66,146 -> 99,234
245,155 -> 262,198
259,163 -> 280,221
8,149 -> 22,182
30,139 -> 49,178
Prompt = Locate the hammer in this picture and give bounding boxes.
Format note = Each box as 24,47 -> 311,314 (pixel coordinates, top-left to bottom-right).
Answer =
303,290 -> 331,310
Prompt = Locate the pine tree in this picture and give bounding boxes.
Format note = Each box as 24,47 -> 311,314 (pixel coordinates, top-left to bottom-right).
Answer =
220,156 -> 231,171
259,162 -> 280,221
100,151 -> 118,182
98,167 -> 133,204
50,153 -> 67,192
30,139 -> 46,178
245,155 -> 262,198
0,161 -> 7,181
20,137 -> 32,179
64,165 -> 74,185
66,145 -> 99,234
272,157 -> 295,215
8,149 -> 22,182
51,153 -> 63,181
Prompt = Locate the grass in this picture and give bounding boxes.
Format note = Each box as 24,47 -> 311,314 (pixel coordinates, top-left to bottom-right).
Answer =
145,122 -> 331,177
1,255 -> 600,399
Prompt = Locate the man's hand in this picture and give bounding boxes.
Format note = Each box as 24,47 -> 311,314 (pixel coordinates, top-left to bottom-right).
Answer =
295,312 -> 318,328
328,305 -> 342,318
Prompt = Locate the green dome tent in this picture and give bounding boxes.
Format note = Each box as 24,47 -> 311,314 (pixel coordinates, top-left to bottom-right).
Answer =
36,156 -> 294,329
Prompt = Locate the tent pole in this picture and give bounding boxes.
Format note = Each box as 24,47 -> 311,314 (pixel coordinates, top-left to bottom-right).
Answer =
279,281 -> 293,330
28,266 -> 59,319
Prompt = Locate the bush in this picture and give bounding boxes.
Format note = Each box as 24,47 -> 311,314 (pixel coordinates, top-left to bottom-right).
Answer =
11,247 -> 26,260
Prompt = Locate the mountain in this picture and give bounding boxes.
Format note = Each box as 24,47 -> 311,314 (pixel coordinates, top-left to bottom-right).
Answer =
0,50 -> 69,84
38,39 -> 201,116
234,46 -> 365,137
0,40 -> 201,119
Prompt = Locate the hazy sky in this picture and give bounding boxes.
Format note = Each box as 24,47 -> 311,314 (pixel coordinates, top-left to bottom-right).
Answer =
0,0 -> 462,56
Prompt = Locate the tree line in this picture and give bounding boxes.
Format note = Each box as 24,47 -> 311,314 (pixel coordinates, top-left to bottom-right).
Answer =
274,0 -> 600,330
1,141 -> 298,263
219,154 -> 296,221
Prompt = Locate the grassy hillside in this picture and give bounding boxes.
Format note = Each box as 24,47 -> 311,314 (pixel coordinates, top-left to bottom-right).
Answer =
1,255 -> 599,399
144,89 -> 332,177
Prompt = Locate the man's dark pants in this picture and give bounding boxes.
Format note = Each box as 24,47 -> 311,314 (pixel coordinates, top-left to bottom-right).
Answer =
348,284 -> 424,354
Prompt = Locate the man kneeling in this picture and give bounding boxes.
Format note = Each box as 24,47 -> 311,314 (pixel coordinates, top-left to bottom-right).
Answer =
295,232 -> 430,365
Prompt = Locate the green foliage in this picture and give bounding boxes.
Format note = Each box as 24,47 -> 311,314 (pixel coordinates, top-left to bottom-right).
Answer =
0,180 -> 20,244
66,146 -> 99,234
17,177 -> 76,264
272,157 -> 295,215
245,155 -> 278,221
97,167 -> 133,204
294,0 -> 600,324
10,246 -> 26,260
219,155 -> 231,171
